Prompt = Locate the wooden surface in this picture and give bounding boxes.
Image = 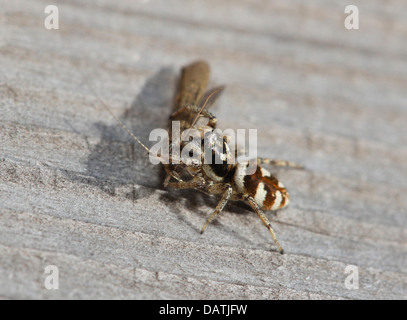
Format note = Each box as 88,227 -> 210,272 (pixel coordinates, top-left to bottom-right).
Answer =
1,0 -> 407,299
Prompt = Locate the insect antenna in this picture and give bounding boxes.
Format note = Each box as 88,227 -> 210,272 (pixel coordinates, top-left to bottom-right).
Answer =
84,81 -> 168,164
190,86 -> 224,127
90,88 -> 151,154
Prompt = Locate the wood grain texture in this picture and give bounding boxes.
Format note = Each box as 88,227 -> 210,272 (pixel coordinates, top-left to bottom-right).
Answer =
1,0 -> 406,299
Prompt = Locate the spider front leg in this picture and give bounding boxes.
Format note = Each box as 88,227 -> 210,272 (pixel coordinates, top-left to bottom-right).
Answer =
171,105 -> 217,127
200,183 -> 233,234
257,158 -> 304,169
166,175 -> 206,190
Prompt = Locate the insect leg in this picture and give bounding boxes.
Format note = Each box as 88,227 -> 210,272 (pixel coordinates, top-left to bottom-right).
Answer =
170,105 -> 189,119
245,196 -> 284,254
162,164 -> 184,187
257,158 -> 304,169
167,176 -> 206,190
200,183 -> 233,234
171,105 -> 216,123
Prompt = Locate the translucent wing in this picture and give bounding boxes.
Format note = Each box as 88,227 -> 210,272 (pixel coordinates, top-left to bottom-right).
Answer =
173,61 -> 210,113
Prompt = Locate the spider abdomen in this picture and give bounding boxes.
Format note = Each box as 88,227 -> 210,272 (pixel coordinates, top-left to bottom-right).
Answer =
233,163 -> 290,211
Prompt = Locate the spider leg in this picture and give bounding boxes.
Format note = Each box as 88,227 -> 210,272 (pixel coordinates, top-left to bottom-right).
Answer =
257,158 -> 304,170
200,183 -> 233,234
245,195 -> 284,254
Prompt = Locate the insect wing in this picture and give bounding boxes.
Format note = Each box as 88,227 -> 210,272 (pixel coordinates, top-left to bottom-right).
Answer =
173,61 -> 210,114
